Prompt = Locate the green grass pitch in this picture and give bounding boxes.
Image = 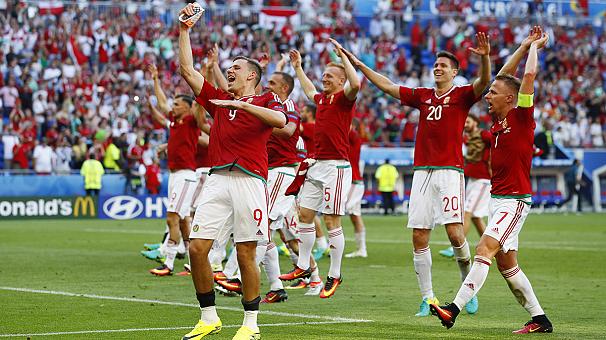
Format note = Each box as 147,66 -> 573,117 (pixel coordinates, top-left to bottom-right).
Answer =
1,213 -> 604,339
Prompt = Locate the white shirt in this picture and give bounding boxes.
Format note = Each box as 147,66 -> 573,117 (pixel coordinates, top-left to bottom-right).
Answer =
2,134 -> 18,159
33,144 -> 55,173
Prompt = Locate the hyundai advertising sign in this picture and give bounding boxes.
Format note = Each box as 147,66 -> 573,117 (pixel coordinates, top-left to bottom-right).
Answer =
98,195 -> 168,220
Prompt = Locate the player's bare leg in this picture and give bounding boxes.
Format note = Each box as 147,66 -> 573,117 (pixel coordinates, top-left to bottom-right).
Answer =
445,223 -> 471,282
236,241 -> 261,332
471,216 -> 486,235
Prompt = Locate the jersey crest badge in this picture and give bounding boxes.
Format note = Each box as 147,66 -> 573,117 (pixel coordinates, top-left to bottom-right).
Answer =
444,97 -> 450,104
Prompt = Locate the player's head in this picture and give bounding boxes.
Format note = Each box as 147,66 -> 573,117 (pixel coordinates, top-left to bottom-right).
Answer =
322,62 -> 346,94
228,56 -> 262,94
433,51 -> 459,85
485,74 -> 521,116
465,114 -> 480,133
173,94 -> 193,117
268,72 -> 295,98
301,104 -> 316,122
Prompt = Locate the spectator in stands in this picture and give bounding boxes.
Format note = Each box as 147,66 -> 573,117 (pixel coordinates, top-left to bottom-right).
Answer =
80,152 -> 105,197
103,137 -> 122,172
2,124 -> 19,169
54,137 -> 73,174
0,77 -> 18,119
375,158 -> 399,215
145,157 -> 162,195
559,159 -> 584,214
32,138 -> 55,175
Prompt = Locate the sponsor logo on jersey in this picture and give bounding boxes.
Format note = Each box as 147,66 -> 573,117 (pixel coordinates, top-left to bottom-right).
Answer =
491,227 -> 499,233
256,230 -> 264,236
464,283 -> 475,290
425,99 -> 431,104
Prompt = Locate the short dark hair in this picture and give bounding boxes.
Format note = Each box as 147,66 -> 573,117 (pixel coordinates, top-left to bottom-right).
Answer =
274,72 -> 295,95
495,74 -> 521,93
436,51 -> 459,70
233,56 -> 262,87
175,94 -> 194,106
304,104 -> 317,119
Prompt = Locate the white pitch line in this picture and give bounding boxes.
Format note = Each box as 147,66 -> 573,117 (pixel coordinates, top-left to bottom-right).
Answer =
83,228 -> 159,235
344,238 -> 601,251
0,321 -> 357,338
0,287 -> 372,323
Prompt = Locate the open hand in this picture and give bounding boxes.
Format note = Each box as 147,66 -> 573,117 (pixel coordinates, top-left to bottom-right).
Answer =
469,32 -> 490,56
522,26 -> 542,49
147,64 -> 158,79
531,32 -> 550,50
289,49 -> 302,68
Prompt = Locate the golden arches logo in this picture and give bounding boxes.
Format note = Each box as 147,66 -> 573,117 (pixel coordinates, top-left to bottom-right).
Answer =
74,196 -> 96,217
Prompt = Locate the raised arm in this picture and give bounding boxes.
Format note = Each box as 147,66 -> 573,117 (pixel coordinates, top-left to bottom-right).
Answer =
329,38 -> 360,100
276,53 -> 289,72
147,64 -> 171,114
468,32 -> 491,97
498,26 -> 542,77
192,100 -> 211,132
148,99 -> 169,127
178,4 -> 205,96
290,49 -> 318,101
339,46 -> 400,99
208,43 -> 229,92
210,99 -> 286,128
520,33 -> 549,95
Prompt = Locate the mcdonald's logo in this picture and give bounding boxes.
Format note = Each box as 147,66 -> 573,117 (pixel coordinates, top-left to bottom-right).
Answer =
74,196 -> 96,217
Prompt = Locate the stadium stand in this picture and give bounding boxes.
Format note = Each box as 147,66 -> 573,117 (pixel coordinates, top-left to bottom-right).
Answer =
0,0 -> 604,211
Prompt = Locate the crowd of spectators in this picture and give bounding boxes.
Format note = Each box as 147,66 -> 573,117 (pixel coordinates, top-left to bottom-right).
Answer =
0,0 -> 605,175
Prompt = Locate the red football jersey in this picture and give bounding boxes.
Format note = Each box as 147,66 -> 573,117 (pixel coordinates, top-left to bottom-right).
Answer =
195,81 -> 285,181
399,85 -> 479,170
348,129 -> 362,182
167,112 -> 199,171
313,90 -> 355,160
268,99 -> 301,168
464,129 -> 492,180
490,106 -> 535,197
195,141 -> 212,168
300,122 -> 315,156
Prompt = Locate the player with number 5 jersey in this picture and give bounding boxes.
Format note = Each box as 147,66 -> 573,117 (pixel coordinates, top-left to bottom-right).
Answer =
278,38 -> 360,299
339,32 -> 491,316
177,4 -> 288,340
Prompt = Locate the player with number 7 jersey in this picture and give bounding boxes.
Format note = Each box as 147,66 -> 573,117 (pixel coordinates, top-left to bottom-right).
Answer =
338,33 -> 491,316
